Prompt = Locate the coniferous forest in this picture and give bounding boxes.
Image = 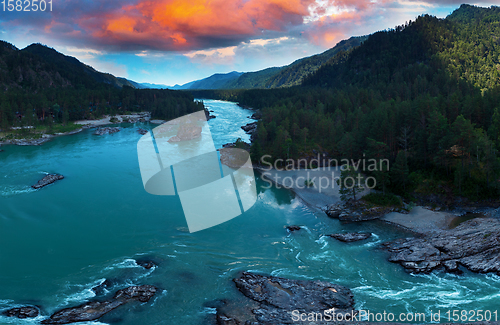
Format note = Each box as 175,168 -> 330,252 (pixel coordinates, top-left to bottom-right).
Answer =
2,4 -> 500,202
192,5 -> 500,201
0,42 -> 203,130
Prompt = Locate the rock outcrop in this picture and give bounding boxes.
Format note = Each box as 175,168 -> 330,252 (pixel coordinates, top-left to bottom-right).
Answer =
32,174 -> 64,189
383,218 -> 500,274
93,127 -> 121,136
215,272 -> 356,324
241,122 -> 257,133
204,108 -> 216,120
41,285 -> 157,324
249,110 -> 262,120
2,306 -> 39,319
326,202 -> 408,222
328,232 -> 372,242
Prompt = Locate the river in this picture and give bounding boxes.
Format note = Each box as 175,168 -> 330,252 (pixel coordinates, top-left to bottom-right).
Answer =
0,99 -> 499,324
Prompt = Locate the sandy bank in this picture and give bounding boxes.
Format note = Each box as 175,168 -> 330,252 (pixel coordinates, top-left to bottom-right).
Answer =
257,167 -> 466,235
381,206 -> 456,234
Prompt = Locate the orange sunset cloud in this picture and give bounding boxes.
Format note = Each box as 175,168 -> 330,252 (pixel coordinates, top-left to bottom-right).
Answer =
71,0 -> 331,50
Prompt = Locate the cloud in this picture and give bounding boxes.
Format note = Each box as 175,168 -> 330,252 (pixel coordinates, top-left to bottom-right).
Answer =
2,0 -> 497,70
184,46 -> 237,65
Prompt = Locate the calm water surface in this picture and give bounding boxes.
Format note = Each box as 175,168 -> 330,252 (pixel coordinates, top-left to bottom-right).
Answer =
0,100 -> 499,324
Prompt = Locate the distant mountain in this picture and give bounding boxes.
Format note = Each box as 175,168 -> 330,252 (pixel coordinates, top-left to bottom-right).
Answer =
175,36 -> 367,90
138,82 -> 170,89
174,71 -> 243,90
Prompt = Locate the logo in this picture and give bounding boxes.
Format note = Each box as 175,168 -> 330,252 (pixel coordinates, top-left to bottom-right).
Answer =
137,111 -> 257,233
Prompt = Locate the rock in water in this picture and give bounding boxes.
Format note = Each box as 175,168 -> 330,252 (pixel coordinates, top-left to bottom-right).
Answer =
216,272 -> 356,324
2,306 -> 39,319
137,128 -> 148,135
329,232 -> 372,242
93,127 -> 121,136
384,218 -> 500,274
286,225 -> 302,232
41,285 -> 157,324
204,108 -> 216,120
32,174 -> 64,189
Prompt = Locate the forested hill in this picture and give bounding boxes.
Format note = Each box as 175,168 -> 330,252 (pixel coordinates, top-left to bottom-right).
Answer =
176,36 -> 366,90
261,36 -> 367,88
235,4 -> 500,201
0,42 -> 137,90
0,42 -> 203,128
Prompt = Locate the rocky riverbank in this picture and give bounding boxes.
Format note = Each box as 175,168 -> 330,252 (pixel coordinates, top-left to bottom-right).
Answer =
75,112 -> 151,127
93,127 -> 121,135
0,127 -> 86,146
383,218 -> 500,274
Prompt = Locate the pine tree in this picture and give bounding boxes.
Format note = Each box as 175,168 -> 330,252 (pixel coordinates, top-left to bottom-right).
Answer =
391,151 -> 409,192
337,166 -> 364,202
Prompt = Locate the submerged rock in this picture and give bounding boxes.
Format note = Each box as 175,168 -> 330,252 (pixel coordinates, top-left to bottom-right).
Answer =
135,259 -> 157,270
2,306 -> 39,319
328,232 -> 372,242
93,127 -> 121,136
32,174 -> 64,189
41,285 -> 157,324
384,218 -> 500,274
216,272 -> 356,324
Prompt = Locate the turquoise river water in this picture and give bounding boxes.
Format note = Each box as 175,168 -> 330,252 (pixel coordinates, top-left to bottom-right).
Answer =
0,100 -> 499,324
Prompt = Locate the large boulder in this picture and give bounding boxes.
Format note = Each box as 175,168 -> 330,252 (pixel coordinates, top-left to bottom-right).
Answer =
216,272 -> 356,324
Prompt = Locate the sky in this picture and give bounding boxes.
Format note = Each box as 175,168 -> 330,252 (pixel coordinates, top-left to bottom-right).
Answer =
1,0 -> 499,86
